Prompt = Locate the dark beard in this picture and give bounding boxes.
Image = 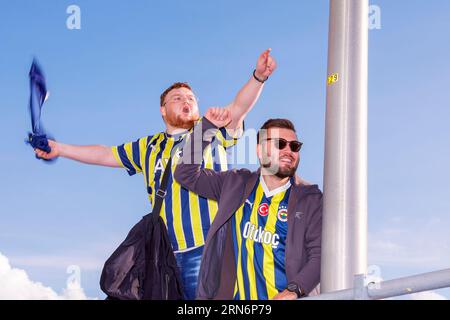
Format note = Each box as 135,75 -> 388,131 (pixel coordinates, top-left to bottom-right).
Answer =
275,169 -> 296,179
262,162 -> 297,178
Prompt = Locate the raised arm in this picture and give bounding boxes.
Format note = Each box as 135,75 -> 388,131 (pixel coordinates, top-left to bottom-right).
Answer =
34,140 -> 120,167
225,48 -> 277,132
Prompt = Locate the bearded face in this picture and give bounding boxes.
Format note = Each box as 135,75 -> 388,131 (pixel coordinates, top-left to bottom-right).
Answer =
258,128 -> 301,179
161,87 -> 200,129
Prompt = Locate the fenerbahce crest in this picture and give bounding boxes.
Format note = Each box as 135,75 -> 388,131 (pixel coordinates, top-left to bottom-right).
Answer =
277,206 -> 288,222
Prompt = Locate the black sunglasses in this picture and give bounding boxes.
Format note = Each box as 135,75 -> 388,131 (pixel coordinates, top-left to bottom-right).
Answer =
266,138 -> 303,152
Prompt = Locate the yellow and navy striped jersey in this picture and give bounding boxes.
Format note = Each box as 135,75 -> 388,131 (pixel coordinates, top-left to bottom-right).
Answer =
111,119 -> 239,252
232,177 -> 291,300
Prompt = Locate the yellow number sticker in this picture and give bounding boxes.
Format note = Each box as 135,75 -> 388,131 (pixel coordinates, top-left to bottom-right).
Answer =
327,73 -> 339,85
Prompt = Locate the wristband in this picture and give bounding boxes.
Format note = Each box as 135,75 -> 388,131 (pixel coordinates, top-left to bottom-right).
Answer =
253,69 -> 268,83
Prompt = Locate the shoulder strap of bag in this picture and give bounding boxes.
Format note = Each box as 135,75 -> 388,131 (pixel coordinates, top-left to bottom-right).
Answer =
151,153 -> 175,220
145,134 -> 185,220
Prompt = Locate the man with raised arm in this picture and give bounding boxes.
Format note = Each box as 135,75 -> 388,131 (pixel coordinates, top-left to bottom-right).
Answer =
34,49 -> 277,299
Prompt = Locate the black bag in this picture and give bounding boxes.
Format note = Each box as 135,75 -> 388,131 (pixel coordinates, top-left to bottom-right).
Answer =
100,157 -> 183,300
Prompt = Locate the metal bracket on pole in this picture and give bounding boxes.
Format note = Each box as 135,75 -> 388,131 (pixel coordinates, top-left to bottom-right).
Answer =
353,274 -> 369,300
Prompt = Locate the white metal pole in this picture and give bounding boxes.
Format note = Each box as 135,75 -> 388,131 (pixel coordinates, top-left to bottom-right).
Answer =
321,0 -> 369,292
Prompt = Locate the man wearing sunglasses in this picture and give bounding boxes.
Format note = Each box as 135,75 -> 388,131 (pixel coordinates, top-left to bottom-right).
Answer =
174,112 -> 323,300
33,49 -> 277,300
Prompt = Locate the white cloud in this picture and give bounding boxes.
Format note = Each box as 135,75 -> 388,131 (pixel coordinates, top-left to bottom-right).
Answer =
0,252 -> 92,300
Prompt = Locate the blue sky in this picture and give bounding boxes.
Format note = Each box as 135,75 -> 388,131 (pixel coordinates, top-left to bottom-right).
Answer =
1,0 -> 449,299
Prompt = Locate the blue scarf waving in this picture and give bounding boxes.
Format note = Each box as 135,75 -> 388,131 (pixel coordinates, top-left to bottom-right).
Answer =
27,59 -> 55,161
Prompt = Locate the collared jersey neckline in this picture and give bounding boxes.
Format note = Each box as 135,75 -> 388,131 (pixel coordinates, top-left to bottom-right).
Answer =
259,175 -> 292,198
164,130 -> 189,141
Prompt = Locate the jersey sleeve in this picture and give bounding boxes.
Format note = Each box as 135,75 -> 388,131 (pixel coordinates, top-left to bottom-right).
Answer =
111,136 -> 151,176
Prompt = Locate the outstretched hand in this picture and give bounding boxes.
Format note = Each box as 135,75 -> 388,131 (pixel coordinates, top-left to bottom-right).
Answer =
204,107 -> 232,128
255,48 -> 277,81
34,139 -> 60,160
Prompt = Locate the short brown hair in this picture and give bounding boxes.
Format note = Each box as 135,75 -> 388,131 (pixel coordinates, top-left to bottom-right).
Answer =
160,82 -> 193,106
257,118 -> 296,144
